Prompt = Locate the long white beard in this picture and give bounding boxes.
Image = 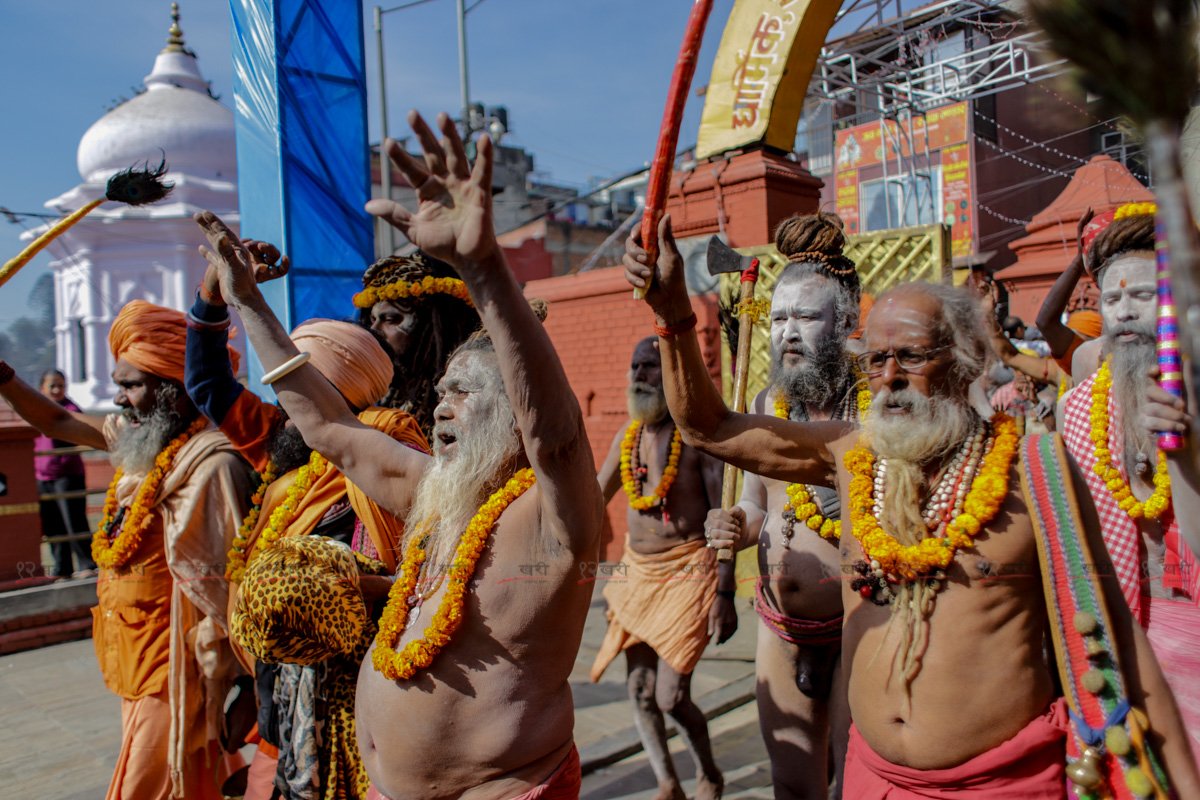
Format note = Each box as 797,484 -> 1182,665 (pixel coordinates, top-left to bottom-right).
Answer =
108,392 -> 185,475
861,386 -> 978,688
1108,324 -> 1158,468
405,393 -> 523,571
627,382 -> 668,424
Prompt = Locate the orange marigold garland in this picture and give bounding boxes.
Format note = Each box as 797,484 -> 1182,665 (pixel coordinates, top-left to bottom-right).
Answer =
372,468 -> 536,680
620,421 -> 682,510
92,416 -> 209,569
351,276 -> 474,309
773,377 -> 871,544
844,413 -> 1018,588
1091,359 -> 1171,520
225,460 -> 280,582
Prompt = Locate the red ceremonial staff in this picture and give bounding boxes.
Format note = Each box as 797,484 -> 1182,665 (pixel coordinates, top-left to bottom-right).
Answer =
632,0 -> 715,300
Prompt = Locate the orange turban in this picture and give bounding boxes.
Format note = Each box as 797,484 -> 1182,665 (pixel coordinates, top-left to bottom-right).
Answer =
290,319 -> 392,411
109,299 -> 241,384
1066,310 -> 1103,340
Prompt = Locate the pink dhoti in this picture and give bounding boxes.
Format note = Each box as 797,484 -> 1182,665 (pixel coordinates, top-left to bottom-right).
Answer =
843,698 -> 1069,799
1143,596 -> 1200,763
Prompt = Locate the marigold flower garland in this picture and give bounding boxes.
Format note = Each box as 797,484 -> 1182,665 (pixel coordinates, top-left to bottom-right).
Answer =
245,451 -> 329,567
225,460 -> 280,582
92,416 -> 208,569
352,276 -> 474,309
372,467 -> 536,680
844,413 -> 1018,583
773,379 -> 871,543
620,421 -> 682,510
1090,359 -> 1171,520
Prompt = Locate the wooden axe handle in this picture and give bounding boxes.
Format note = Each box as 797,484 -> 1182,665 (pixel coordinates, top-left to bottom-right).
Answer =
717,272 -> 758,563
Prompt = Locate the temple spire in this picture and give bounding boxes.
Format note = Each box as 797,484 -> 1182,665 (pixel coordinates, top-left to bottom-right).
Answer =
161,3 -> 192,55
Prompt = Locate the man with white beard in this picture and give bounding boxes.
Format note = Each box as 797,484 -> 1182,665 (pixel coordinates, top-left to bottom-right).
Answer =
703,211 -> 863,799
624,216 -> 1200,797
1059,203 -> 1200,761
197,109 -> 602,800
593,335 -> 730,800
0,301 -> 252,800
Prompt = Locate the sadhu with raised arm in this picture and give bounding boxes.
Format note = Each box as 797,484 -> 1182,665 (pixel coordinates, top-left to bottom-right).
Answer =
0,301 -> 253,800
624,214 -> 1200,798
184,242 -> 429,800
196,109 -> 602,800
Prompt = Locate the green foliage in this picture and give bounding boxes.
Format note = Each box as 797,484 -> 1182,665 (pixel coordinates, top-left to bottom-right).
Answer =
1028,0 -> 1199,126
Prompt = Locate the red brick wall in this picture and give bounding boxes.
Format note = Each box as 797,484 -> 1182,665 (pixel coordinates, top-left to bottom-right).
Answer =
524,266 -> 721,561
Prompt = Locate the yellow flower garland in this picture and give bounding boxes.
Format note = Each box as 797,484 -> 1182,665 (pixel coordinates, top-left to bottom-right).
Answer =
619,421 -> 682,510
773,380 -> 871,541
246,450 -> 329,566
352,276 -> 474,309
92,417 -> 209,569
844,413 -> 1018,581
225,460 -> 280,582
1090,359 -> 1171,520
372,467 -> 536,680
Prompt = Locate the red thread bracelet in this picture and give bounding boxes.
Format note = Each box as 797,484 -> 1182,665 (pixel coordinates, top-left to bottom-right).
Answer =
654,313 -> 698,338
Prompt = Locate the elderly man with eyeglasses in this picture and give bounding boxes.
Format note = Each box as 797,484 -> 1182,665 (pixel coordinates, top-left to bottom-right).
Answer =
626,215 -> 1200,798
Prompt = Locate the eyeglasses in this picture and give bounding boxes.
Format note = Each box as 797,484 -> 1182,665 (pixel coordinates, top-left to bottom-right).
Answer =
855,345 -> 950,376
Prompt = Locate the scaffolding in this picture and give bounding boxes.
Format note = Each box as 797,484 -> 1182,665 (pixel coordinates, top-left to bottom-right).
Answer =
799,0 -> 1069,229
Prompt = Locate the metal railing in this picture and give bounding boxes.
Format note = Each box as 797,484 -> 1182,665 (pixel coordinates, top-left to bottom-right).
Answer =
32,445 -> 107,544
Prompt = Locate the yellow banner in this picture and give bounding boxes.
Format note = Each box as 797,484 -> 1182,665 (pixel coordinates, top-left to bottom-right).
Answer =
696,0 -> 843,161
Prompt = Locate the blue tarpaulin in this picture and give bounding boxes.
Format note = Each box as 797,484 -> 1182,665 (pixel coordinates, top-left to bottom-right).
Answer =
229,0 -> 372,396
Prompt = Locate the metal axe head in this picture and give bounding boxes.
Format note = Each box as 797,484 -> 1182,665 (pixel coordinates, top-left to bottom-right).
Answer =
706,235 -> 756,276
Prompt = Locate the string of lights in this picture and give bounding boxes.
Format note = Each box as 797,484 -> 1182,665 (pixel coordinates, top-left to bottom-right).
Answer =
972,109 -> 1149,181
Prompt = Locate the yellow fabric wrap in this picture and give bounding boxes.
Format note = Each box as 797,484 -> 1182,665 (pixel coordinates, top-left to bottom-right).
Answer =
231,536 -> 387,666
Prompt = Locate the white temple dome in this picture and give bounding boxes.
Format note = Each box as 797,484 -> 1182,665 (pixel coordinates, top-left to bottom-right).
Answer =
76,4 -> 236,183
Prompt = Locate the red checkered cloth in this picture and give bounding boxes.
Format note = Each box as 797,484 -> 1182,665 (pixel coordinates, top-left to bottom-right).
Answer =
1061,374 -> 1199,621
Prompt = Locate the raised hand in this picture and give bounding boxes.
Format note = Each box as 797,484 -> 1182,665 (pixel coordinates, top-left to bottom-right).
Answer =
623,213 -> 688,318
365,111 -> 497,272
194,210 -> 261,308
242,240 -> 291,285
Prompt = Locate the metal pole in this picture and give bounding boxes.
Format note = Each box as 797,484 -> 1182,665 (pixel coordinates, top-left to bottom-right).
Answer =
375,6 -> 394,256
456,0 -> 471,136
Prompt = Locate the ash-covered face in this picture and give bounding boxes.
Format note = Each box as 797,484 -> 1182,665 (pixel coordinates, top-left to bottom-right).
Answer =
768,276 -> 850,409
1099,254 -> 1156,349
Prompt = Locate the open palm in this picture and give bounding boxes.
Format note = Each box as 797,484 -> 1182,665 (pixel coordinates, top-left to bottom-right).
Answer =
366,111 -> 497,269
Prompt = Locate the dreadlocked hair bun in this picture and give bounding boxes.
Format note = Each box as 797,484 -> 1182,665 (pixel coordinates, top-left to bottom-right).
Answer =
361,251 -> 457,289
1089,212 -> 1156,285
774,209 -> 847,257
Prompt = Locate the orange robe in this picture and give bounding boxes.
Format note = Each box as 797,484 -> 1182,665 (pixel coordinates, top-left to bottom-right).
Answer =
94,426 -> 253,800
590,539 -> 717,680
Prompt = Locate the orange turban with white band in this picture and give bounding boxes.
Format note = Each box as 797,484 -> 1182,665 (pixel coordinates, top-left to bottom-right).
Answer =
109,300 -> 241,384
290,319 -> 391,411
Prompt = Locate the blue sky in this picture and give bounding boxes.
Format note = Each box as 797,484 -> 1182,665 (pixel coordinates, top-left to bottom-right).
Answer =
0,0 -> 741,327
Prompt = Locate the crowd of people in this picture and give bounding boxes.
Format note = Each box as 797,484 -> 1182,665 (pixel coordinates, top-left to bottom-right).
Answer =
2,109 -> 1199,800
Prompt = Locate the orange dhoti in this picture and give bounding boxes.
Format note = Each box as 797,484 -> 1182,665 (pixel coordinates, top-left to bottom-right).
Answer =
107,689 -> 243,800
590,539 -> 717,681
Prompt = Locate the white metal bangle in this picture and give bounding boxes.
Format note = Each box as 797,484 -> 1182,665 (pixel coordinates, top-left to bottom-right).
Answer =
260,351 -> 311,385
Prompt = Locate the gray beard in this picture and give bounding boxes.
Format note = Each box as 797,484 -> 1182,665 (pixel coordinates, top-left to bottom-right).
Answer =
405,392 -> 523,571
627,382 -> 668,424
863,388 -> 977,548
109,386 -> 186,474
864,388 -> 976,466
769,334 -> 851,413
1108,323 -> 1158,468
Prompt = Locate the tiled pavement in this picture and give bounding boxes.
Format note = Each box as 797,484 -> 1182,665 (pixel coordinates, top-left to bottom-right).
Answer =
0,594 -> 768,799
